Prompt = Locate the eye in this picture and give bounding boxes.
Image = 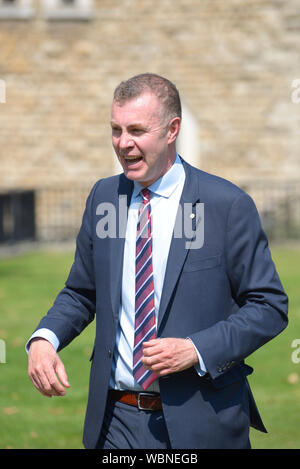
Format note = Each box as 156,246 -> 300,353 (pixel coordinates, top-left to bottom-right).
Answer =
111,126 -> 121,136
130,128 -> 144,135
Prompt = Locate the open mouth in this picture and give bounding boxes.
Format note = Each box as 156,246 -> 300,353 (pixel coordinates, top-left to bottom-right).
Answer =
124,155 -> 143,164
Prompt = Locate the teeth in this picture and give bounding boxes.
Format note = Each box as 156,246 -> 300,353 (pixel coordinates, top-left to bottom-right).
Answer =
125,156 -> 142,160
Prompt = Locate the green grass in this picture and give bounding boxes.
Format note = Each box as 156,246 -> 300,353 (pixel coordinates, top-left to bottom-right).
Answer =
0,244 -> 299,449
0,249 -> 95,449
248,245 -> 300,449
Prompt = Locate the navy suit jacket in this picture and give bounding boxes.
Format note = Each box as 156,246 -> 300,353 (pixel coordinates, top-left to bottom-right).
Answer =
35,158 -> 288,449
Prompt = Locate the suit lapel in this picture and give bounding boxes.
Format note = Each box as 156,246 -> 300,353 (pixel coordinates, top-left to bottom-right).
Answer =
157,160 -> 200,333
109,174 -> 133,327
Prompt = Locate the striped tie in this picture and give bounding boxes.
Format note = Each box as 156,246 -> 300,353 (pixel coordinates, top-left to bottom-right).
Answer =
133,188 -> 158,390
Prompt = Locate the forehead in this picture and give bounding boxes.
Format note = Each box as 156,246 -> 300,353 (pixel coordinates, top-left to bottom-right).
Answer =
111,92 -> 163,126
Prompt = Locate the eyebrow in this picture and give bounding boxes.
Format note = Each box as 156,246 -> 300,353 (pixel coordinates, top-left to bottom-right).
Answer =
110,121 -> 146,129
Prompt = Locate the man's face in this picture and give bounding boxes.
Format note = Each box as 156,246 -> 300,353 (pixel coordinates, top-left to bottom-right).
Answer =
111,92 -> 175,187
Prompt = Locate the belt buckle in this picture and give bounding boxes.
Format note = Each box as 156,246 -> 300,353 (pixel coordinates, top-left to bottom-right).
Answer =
137,392 -> 157,411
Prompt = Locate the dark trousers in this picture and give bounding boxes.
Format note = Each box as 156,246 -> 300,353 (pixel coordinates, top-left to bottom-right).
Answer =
97,396 -> 171,450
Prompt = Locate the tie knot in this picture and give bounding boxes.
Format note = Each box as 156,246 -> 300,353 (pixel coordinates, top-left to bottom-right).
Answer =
141,188 -> 151,202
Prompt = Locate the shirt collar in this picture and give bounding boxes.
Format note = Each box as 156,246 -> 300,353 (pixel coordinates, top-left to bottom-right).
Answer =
133,154 -> 185,199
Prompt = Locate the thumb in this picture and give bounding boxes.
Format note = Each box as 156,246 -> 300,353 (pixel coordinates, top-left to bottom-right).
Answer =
55,357 -> 70,388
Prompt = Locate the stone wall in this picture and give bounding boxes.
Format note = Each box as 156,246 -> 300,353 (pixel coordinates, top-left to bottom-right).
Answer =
0,0 -> 299,239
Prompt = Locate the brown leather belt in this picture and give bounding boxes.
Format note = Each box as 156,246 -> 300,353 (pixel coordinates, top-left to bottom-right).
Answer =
109,390 -> 162,411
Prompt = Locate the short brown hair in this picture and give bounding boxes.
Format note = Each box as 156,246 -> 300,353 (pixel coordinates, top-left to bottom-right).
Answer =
113,73 -> 182,123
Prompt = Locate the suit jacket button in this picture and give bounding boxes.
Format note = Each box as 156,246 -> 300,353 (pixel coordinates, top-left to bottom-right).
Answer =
108,350 -> 112,358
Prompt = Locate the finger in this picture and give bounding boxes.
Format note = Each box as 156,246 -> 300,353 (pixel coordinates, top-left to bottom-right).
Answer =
44,366 -> 67,396
142,340 -> 164,357
143,355 -> 173,376
142,339 -> 160,348
143,359 -> 171,376
27,341 -> 67,397
30,373 -> 52,397
31,367 -> 58,397
37,368 -> 62,396
42,357 -> 70,396
142,351 -> 166,369
31,358 -> 65,397
55,360 -> 70,389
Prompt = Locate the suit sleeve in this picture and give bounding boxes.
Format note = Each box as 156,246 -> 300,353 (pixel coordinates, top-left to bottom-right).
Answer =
189,192 -> 288,380
32,182 -> 99,352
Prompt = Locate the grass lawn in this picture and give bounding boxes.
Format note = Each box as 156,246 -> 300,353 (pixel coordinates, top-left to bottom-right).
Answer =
248,245 -> 300,449
0,244 -> 299,449
0,248 -> 95,449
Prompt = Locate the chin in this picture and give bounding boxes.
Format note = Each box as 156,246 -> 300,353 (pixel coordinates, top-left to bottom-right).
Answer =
125,169 -> 147,183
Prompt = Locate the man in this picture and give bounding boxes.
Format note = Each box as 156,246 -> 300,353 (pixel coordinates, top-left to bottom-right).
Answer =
27,73 -> 288,449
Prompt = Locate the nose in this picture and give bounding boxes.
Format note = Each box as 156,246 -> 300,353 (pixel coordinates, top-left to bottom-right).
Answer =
119,131 -> 134,151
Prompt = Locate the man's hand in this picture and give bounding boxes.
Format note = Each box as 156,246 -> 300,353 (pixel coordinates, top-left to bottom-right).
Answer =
141,338 -> 198,376
28,338 -> 70,398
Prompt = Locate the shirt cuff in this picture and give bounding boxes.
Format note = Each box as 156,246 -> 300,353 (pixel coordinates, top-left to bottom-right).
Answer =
186,337 -> 207,377
25,328 -> 60,353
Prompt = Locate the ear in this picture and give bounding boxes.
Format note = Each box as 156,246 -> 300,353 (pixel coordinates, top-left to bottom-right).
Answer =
167,117 -> 181,144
